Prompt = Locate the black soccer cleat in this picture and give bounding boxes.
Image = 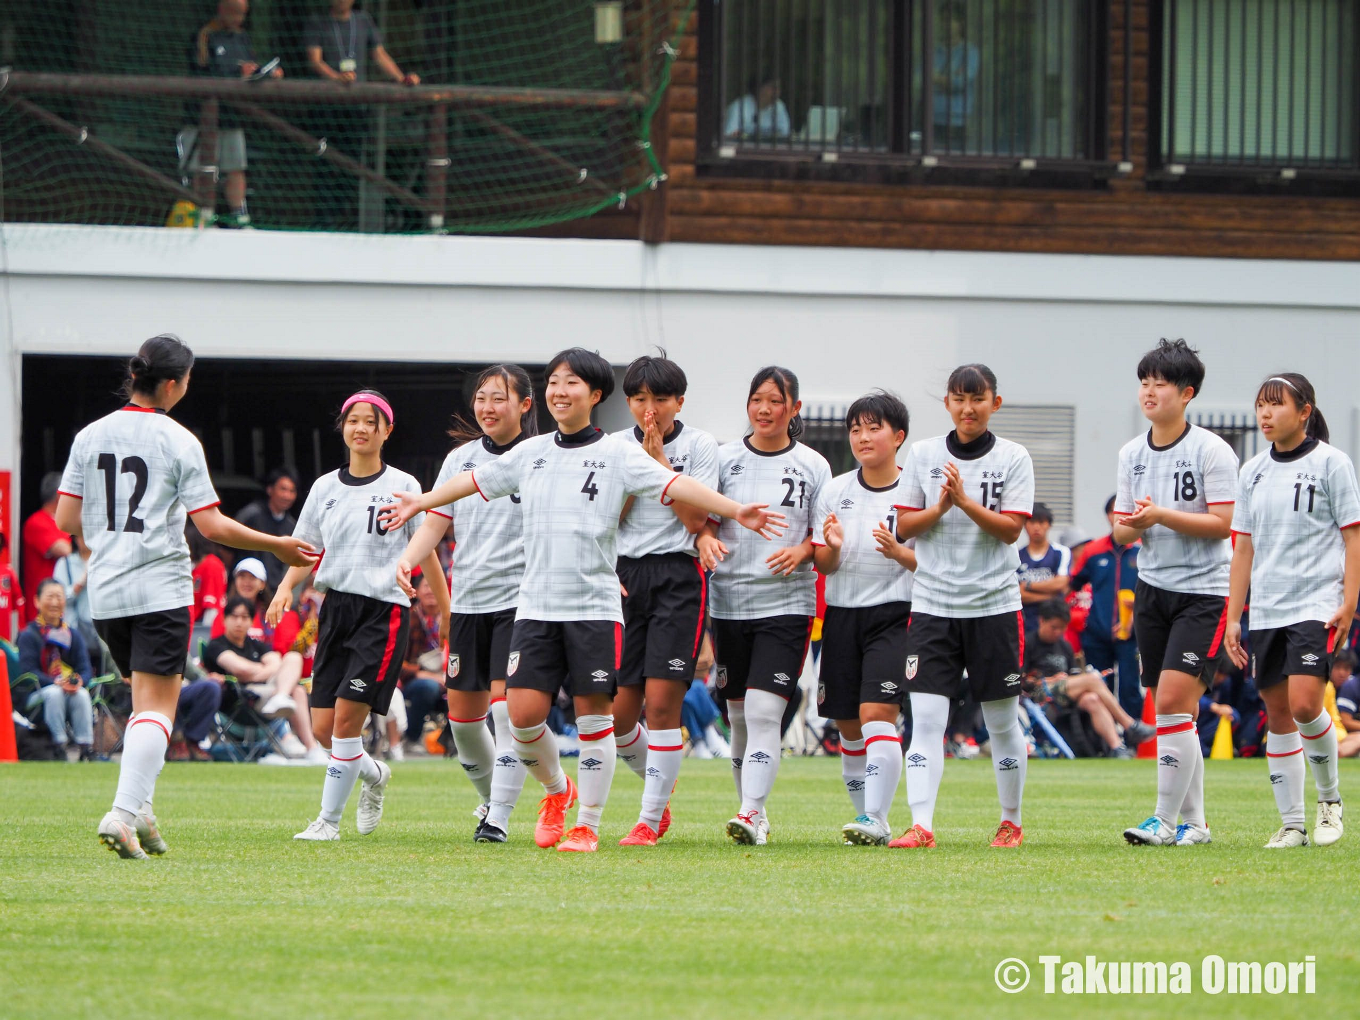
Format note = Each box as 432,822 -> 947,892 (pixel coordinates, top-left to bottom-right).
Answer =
473,819 -> 508,844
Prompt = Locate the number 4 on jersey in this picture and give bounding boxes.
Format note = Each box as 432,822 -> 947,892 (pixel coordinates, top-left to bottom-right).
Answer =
581,471 -> 599,501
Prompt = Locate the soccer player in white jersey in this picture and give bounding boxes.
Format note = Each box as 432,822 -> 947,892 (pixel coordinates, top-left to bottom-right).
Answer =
1224,373 -> 1360,848
811,392 -> 917,847
384,348 -> 783,853
54,335 -> 318,859
891,364 -> 1035,849
1116,339 -> 1239,847
699,366 -> 833,846
387,365 -> 536,843
612,354 -> 721,847
269,390 -> 446,842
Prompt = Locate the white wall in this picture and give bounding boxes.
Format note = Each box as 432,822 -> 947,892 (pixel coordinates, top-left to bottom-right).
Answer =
3,223 -> 1359,543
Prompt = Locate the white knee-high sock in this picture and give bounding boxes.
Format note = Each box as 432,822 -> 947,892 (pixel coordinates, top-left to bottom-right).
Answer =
727,700 -> 747,802
512,723 -> 567,795
113,712 -> 173,819
575,714 -> 616,833
1266,730 -> 1306,828
141,760 -> 166,817
1299,711 -> 1341,802
862,721 -> 903,827
1179,728 -> 1207,827
1154,713 -> 1198,829
449,714 -> 496,803
738,690 -> 785,820
616,721 -> 649,779
905,693 -> 949,833
640,727 -> 683,830
981,698 -> 1026,827
320,735 -> 366,824
840,736 -> 867,815
487,699 -> 527,830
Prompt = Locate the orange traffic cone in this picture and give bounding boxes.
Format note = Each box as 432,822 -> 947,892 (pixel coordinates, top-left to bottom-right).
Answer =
0,653 -> 17,762
1209,715 -> 1234,759
1136,688 -> 1157,758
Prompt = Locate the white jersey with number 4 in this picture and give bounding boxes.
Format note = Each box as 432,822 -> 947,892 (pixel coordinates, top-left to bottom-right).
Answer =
615,421 -> 721,559
293,464 -> 425,606
709,438 -> 832,620
1232,439 -> 1360,630
814,468 -> 915,609
894,432 -> 1034,618
1115,423 -> 1238,596
431,435 -> 526,614
58,406 -> 220,620
472,429 -> 678,623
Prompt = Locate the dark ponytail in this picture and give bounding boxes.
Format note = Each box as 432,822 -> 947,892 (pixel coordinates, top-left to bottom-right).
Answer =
1256,373 -> 1328,444
748,366 -> 804,440
448,364 -> 537,443
123,334 -> 194,399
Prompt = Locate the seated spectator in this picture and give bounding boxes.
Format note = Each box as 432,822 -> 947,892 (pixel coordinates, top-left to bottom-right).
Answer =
190,526 -> 228,630
1017,502 -> 1071,628
172,674 -> 224,761
210,558 -> 274,640
1331,650 -> 1360,758
723,76 -> 791,141
178,0 -> 283,229
235,468 -> 299,593
16,579 -> 94,759
53,535 -> 98,654
203,596 -> 325,762
398,570 -> 448,758
0,529 -> 24,642
1023,598 -> 1152,758
22,472 -> 72,624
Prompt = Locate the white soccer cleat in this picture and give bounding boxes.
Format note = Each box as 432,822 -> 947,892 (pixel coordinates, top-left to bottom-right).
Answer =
1264,826 -> 1310,849
1174,823 -> 1211,846
294,818 -> 340,841
842,815 -> 891,846
472,801 -> 490,821
1313,801 -> 1343,846
1123,816 -> 1177,846
98,812 -> 149,859
756,814 -> 770,846
726,811 -> 758,845
135,811 -> 169,855
356,760 -> 391,835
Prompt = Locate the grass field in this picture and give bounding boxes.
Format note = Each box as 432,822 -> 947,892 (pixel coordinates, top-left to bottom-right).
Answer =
3,756 -> 1358,1019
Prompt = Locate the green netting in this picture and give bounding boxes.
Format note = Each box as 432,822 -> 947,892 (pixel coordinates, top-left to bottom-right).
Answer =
0,0 -> 690,233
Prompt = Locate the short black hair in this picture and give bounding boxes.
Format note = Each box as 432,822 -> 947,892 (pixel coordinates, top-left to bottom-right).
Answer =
546,348 -> 615,403
1334,649 -> 1358,673
1030,502 -> 1053,525
946,363 -> 998,397
40,472 -> 63,506
334,389 -> 393,431
36,577 -> 64,599
623,351 -> 688,399
1036,598 -> 1071,623
748,366 -> 804,440
223,595 -> 255,618
1104,494 -> 1117,515
1136,338 -> 1205,397
845,391 -> 910,447
265,467 -> 299,489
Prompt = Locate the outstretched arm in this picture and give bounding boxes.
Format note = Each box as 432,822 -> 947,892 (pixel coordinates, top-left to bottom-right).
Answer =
664,474 -> 785,539
396,512 -> 452,598
379,471 -> 478,531
190,507 -> 318,567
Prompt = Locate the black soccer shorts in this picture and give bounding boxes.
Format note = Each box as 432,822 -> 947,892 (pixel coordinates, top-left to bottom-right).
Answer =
506,618 -> 622,698
1250,620 -> 1336,690
617,552 -> 708,687
818,601 -> 911,718
310,590 -> 409,715
1133,580 -> 1227,686
710,615 -> 814,701
446,608 -> 516,692
903,609 -> 1025,703
97,607 -> 192,678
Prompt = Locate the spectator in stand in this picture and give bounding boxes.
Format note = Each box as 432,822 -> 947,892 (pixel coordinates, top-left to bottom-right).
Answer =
17,580 -> 95,759
21,473 -> 72,624
723,75 -> 791,142
1017,502 -> 1071,629
178,0 -> 283,229
1330,651 -> 1360,758
1069,494 -> 1142,722
172,673 -> 223,761
399,570 -> 448,758
234,469 -> 299,592
189,526 -> 229,630
933,0 -> 980,151
53,535 -> 98,654
210,558 -> 273,640
0,530 -> 24,643
1024,598 -> 1153,758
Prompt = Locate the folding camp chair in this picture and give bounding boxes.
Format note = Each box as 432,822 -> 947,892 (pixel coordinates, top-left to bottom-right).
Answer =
211,676 -> 292,762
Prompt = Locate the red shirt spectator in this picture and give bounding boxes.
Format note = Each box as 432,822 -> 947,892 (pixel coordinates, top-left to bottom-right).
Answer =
192,553 -> 227,624
0,558 -> 23,642
22,475 -> 73,624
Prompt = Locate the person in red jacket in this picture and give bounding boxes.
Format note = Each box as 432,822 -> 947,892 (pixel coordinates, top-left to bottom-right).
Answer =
0,530 -> 24,642
21,474 -> 72,624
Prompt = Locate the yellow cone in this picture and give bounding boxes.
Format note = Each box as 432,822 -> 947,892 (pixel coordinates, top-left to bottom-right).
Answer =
1210,715 -> 1234,759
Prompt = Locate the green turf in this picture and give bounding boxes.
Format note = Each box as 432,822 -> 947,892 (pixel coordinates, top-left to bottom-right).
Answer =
2,756 -> 1356,1019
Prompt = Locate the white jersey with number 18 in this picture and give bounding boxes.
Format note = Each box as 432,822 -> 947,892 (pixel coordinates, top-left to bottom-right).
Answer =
58,405 -> 220,620
814,468 -> 915,609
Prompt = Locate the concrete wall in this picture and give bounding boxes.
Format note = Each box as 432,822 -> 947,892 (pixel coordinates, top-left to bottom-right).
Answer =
4,224 -> 1359,544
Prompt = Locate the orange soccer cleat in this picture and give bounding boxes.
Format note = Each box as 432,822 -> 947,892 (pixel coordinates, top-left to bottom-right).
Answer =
533,777 -> 579,848
990,821 -> 1024,848
657,802 -> 672,840
618,822 -> 659,847
556,825 -> 600,853
888,824 -> 935,849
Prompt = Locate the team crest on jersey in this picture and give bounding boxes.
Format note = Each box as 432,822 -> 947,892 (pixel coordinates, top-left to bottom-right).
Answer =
817,681 -> 826,705
507,652 -> 520,676
905,655 -> 919,680
447,654 -> 460,678
716,666 -> 728,689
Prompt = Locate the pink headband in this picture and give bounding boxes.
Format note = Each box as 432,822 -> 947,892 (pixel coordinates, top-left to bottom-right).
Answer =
342,392 -> 394,424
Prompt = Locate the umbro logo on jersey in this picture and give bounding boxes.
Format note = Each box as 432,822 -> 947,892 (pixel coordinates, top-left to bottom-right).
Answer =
906,752 -> 927,767
349,678 -> 368,691
325,499 -> 337,510
591,669 -> 610,680
1133,464 -> 1147,475
1301,653 -> 1319,665
905,656 -> 919,680
773,672 -> 790,685
668,658 -> 686,670
729,464 -> 745,474
846,779 -> 865,792
839,498 -> 855,509
1182,652 -> 1200,666
496,755 -> 517,767
998,757 -> 1018,771
447,654 -> 460,678
880,681 -> 899,692
461,461 -> 477,471
580,757 -> 603,771
1159,754 -> 1179,768
748,750 -> 772,763
1003,673 -> 1022,686
532,459 -> 548,469
507,652 -> 520,676
1253,473 -> 1264,485
929,468 -> 943,478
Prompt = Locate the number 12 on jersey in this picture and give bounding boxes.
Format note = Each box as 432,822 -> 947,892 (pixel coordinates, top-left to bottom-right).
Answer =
98,453 -> 148,533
